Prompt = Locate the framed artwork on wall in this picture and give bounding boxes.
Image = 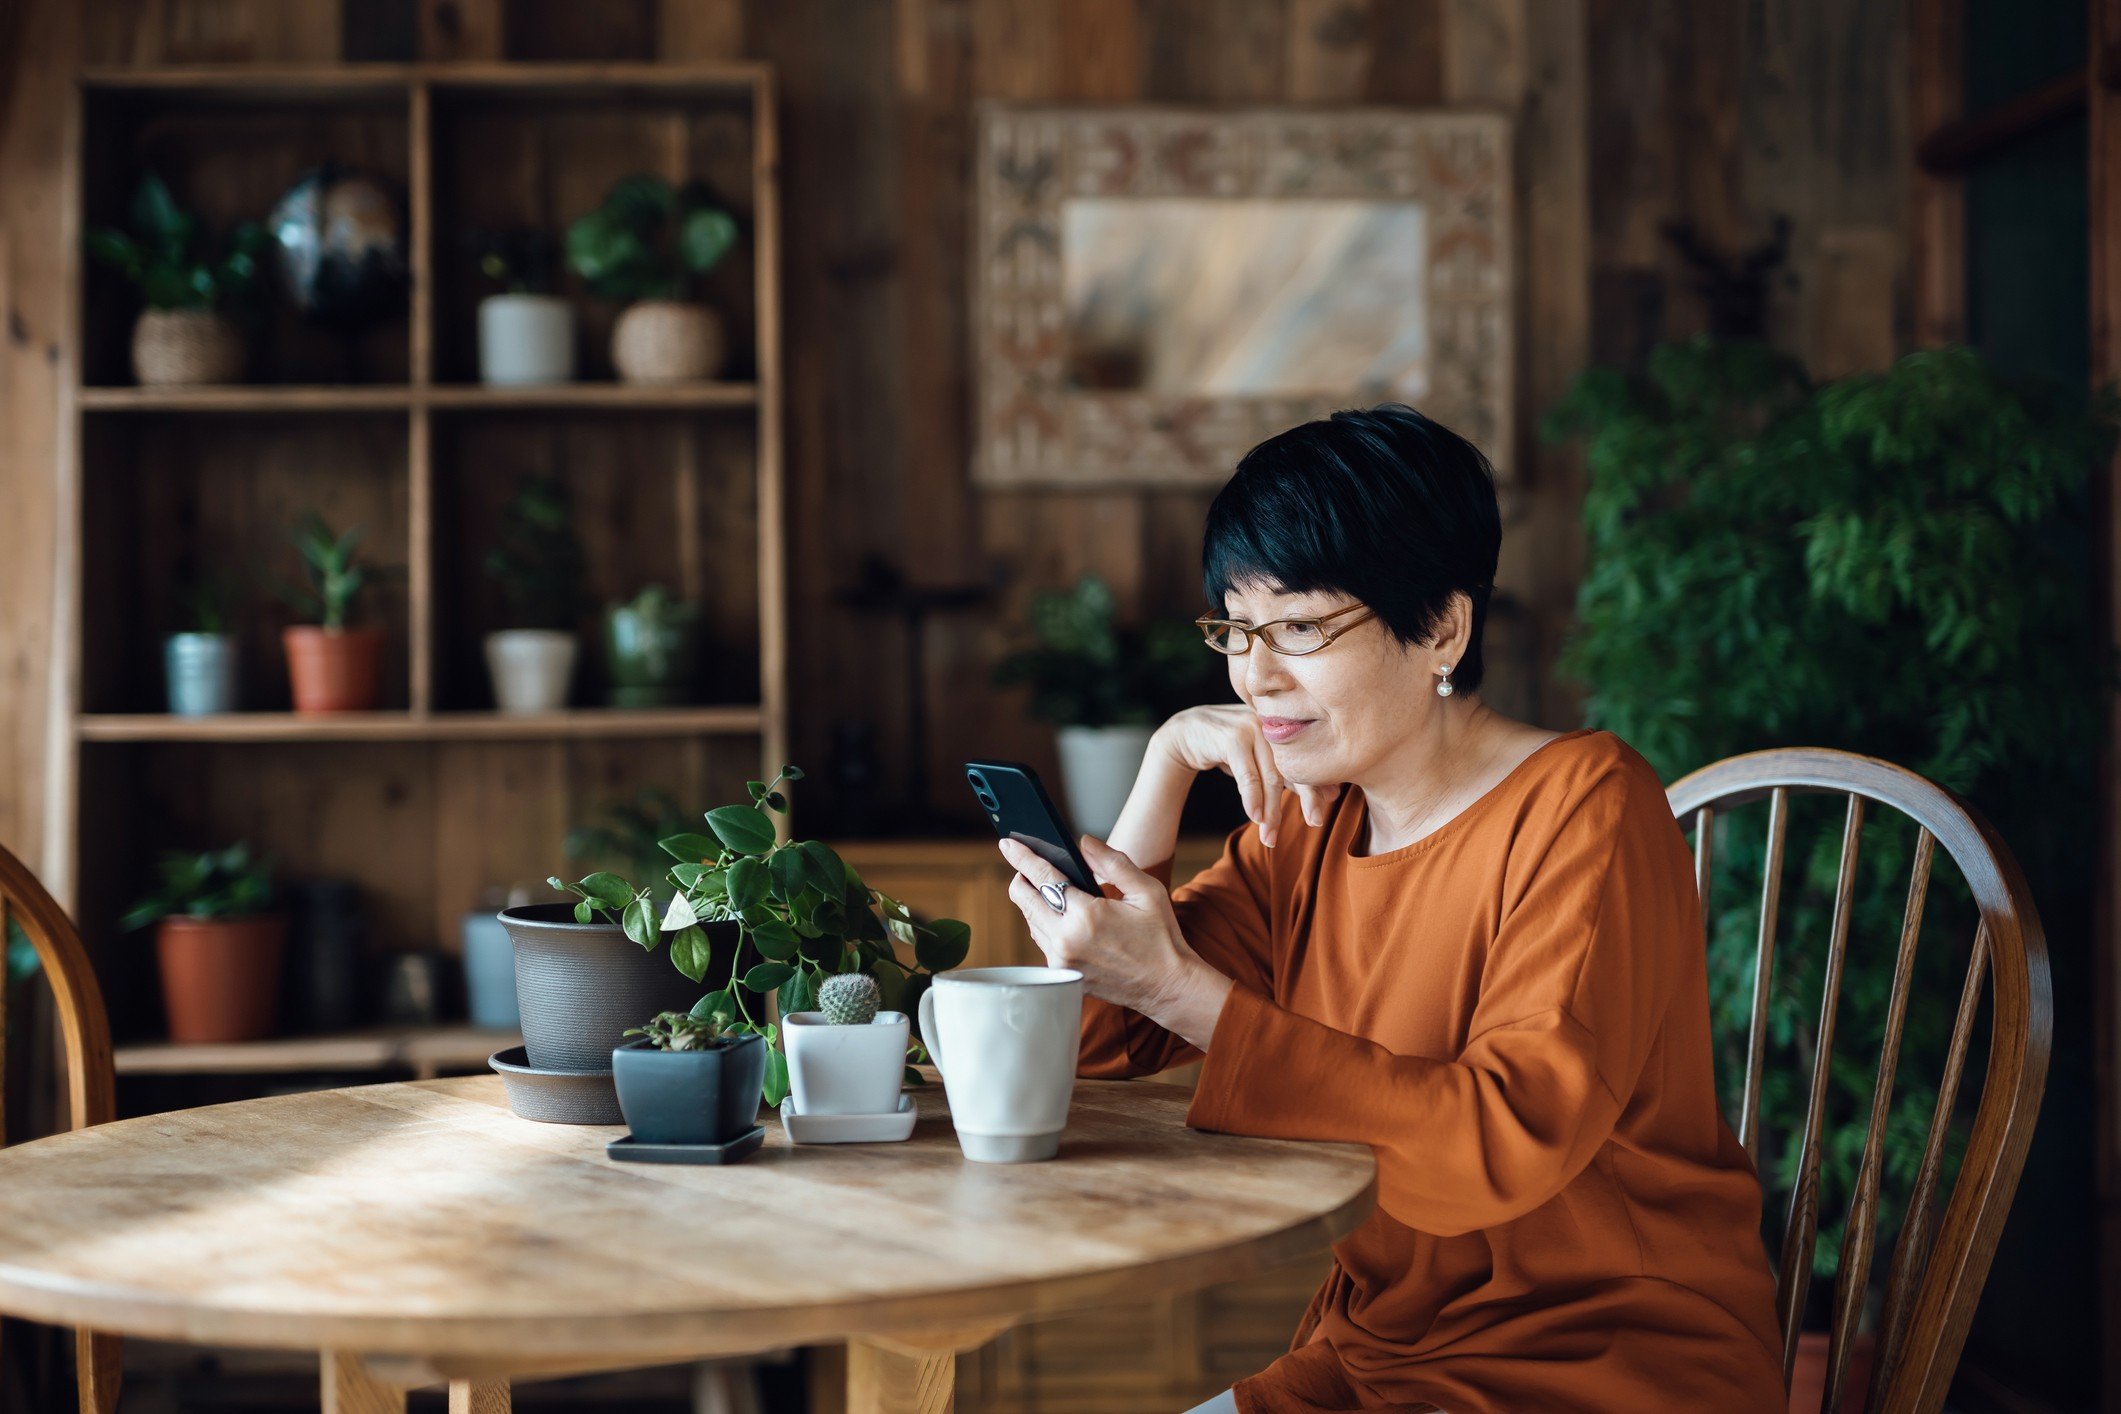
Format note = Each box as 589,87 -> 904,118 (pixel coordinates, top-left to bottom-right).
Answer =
971,105 -> 1514,488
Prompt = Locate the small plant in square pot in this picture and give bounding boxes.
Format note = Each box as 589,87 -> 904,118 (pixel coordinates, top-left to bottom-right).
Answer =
564,175 -> 739,384
164,573 -> 239,716
87,173 -> 270,386
121,843 -> 285,1044
550,765 -> 971,1111
275,513 -> 393,714
484,473 -> 586,714
612,1006 -> 768,1145
468,227 -> 575,386
602,584 -> 703,707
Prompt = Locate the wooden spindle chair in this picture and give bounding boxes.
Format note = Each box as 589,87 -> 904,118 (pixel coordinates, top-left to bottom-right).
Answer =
0,842 -> 120,1414
1667,749 -> 2050,1414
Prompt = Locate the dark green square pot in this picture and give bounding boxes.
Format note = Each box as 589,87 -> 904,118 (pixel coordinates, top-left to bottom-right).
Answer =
612,1033 -> 768,1146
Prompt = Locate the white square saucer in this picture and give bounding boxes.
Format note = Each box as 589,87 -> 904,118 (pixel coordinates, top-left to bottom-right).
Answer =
779,1092 -> 918,1144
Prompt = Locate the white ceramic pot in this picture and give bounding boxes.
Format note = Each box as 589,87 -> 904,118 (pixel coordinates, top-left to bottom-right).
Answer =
477,293 -> 576,385
1055,724 -> 1156,840
484,630 -> 577,714
784,1010 -> 909,1117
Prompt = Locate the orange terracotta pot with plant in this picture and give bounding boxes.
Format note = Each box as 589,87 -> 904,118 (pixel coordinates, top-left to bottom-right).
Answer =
121,843 -> 285,1044
277,513 -> 391,713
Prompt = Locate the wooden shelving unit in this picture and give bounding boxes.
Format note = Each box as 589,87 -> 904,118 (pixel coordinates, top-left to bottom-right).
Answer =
51,62 -> 786,1047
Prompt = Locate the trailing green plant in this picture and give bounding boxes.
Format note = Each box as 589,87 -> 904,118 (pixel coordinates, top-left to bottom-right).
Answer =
120,843 -> 275,930
485,473 -> 586,630
87,174 -> 271,312
564,176 -> 738,304
1545,339 -> 2114,1290
550,766 -> 970,1106
467,227 -> 560,297
624,1008 -> 736,1052
277,513 -> 388,630
993,575 -> 1219,727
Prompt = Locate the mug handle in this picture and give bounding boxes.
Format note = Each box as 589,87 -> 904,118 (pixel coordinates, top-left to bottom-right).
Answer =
918,985 -> 949,1082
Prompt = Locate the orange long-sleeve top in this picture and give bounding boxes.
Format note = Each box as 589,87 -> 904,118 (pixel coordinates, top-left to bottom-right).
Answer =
1082,729 -> 1785,1413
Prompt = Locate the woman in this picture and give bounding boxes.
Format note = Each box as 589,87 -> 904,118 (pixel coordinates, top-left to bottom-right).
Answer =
998,406 -> 1784,1414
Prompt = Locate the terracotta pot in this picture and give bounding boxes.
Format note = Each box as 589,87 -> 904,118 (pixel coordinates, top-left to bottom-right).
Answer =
283,626 -> 385,713
132,309 -> 245,386
610,300 -> 725,383
155,914 -> 286,1044
1787,1330 -> 1875,1414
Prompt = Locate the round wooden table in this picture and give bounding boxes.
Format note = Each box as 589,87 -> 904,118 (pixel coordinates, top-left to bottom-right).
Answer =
0,1071 -> 1374,1412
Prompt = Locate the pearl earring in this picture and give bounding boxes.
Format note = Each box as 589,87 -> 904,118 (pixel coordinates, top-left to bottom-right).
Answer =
1436,663 -> 1455,698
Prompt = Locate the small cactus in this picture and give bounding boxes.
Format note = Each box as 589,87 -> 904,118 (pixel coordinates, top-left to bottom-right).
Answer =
819,971 -> 880,1025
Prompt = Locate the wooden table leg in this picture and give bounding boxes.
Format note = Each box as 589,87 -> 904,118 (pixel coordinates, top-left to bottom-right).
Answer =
322,1352 -> 405,1414
448,1380 -> 511,1413
846,1338 -> 954,1414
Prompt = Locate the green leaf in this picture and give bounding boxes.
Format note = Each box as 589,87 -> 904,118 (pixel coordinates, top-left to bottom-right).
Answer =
707,804 -> 777,856
573,900 -> 594,924
779,966 -> 817,1017
742,961 -> 794,993
622,895 -> 659,949
577,871 -> 634,910
727,855 -> 766,910
798,840 -> 846,897
670,862 -> 708,889
915,918 -> 971,972
904,1065 -> 925,1087
768,846 -> 809,901
668,923 -> 713,981
679,207 -> 738,275
898,973 -> 934,1034
659,832 -> 721,862
689,988 -> 729,1020
762,1047 -> 789,1108
748,916 -> 799,960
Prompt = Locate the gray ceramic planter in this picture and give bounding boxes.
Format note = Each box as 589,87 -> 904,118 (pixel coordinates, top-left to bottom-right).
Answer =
165,632 -> 238,715
612,1034 -> 767,1145
498,903 -> 706,1072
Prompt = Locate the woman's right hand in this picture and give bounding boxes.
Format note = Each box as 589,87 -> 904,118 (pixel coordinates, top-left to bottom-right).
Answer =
1152,705 -> 1342,847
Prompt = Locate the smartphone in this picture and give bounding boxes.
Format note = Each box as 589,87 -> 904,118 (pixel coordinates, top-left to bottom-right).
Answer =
964,759 -> 1098,893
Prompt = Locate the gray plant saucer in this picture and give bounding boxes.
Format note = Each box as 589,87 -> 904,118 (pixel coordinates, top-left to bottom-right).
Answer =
488,1046 -> 623,1125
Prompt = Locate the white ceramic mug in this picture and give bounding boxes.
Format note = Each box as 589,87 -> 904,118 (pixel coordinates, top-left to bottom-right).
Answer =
918,966 -> 1084,1162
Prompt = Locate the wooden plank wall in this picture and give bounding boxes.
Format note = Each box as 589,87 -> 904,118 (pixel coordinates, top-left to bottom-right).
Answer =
0,0 -> 1908,868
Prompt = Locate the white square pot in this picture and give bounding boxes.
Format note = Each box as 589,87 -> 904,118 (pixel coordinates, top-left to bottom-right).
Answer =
784,1010 -> 909,1117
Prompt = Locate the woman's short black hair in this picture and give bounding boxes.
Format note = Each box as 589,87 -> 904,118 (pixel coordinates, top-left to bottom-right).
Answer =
1202,403 -> 1501,693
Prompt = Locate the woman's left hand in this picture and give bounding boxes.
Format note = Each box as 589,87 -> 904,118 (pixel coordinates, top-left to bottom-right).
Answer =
998,835 -> 1232,1048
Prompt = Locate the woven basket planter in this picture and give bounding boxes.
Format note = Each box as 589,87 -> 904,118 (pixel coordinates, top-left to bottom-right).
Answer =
610,300 -> 725,384
132,308 -> 245,386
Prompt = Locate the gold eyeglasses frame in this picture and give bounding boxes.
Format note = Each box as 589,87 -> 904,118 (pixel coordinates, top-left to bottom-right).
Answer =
1194,602 -> 1377,657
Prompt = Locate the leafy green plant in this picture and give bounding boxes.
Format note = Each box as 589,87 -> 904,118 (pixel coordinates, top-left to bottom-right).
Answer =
87,175 -> 272,312
564,176 -> 738,303
993,575 -> 1218,727
566,787 -> 694,899
468,227 -> 560,296
120,843 -> 275,930
174,571 -> 235,636
277,514 -> 387,630
485,474 -> 585,630
1546,339 -> 2113,1290
550,765 -> 970,1105
624,1007 -> 736,1052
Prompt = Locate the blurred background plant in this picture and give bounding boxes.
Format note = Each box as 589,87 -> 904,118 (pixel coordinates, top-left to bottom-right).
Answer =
485,473 -> 586,631
992,574 -> 1218,728
1547,339 -> 2116,1302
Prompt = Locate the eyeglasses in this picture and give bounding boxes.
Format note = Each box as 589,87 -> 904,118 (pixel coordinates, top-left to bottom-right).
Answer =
1195,603 -> 1376,657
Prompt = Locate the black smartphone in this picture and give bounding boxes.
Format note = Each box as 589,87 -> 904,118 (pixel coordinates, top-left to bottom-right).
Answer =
964,759 -> 1098,893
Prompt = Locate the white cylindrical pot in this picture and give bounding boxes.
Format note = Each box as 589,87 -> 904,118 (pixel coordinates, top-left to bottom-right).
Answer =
484,630 -> 577,714
477,294 -> 576,386
1055,724 -> 1155,840
785,1010 -> 909,1117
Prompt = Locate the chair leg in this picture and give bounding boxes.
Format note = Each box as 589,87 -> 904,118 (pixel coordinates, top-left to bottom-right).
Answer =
448,1380 -> 510,1413
73,1329 -> 119,1414
322,1352 -> 405,1414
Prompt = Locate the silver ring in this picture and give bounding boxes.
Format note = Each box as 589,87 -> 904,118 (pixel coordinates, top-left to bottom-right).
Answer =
1038,881 -> 1069,915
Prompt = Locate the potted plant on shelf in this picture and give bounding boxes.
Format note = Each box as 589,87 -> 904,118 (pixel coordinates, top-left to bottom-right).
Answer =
564,175 -> 739,384
164,573 -> 239,716
87,174 -> 270,387
484,473 -> 586,714
603,584 -> 702,708
120,843 -> 284,1044
613,1006 -> 768,1146
468,227 -> 574,386
549,765 -> 970,1109
275,513 -> 391,714
993,575 -> 1218,838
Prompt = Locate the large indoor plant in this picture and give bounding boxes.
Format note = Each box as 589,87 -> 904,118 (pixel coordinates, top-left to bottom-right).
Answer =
1546,340 -> 2113,1403
87,173 -> 270,386
550,765 -> 971,1108
120,843 -> 284,1044
564,175 -> 738,383
275,513 -> 392,713
483,473 -> 586,713
992,575 -> 1217,837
